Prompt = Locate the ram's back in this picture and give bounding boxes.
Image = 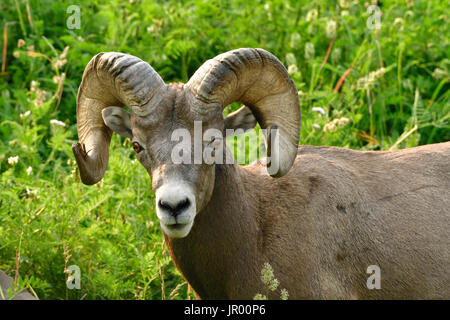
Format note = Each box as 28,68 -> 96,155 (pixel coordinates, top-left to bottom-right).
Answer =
249,142 -> 450,298
296,141 -> 450,204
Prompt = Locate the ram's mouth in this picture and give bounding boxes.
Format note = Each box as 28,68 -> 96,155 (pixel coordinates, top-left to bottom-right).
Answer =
166,223 -> 188,231
160,220 -> 194,238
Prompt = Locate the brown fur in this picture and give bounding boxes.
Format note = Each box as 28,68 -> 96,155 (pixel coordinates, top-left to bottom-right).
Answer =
165,142 -> 450,299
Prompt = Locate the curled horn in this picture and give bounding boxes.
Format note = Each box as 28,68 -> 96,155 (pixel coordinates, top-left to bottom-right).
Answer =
73,52 -> 165,185
185,48 -> 301,177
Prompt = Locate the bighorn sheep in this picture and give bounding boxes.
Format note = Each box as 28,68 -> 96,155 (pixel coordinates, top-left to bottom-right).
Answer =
72,48 -> 450,299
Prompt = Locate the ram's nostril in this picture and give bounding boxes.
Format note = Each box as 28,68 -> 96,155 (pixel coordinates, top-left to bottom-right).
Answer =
175,198 -> 190,213
158,198 -> 191,217
158,199 -> 172,211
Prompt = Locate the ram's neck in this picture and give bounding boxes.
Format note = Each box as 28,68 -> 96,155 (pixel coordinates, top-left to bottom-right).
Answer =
163,163 -> 264,299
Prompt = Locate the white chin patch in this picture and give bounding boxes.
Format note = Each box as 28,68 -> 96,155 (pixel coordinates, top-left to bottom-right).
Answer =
160,220 -> 194,238
155,180 -> 197,239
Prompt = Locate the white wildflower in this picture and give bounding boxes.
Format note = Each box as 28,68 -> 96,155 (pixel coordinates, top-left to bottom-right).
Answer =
26,187 -> 38,197
312,107 -> 326,115
394,18 -> 404,30
432,68 -> 448,80
324,117 -> 351,133
289,33 -> 301,49
402,78 -> 413,92
356,67 -> 386,90
8,156 -> 19,166
52,75 -> 61,84
312,124 -> 322,130
50,119 -> 66,127
268,278 -> 279,291
339,0 -> 350,8
261,262 -> 274,285
305,42 -> 315,60
323,121 -> 336,133
33,90 -> 46,108
30,80 -> 39,92
20,110 -> 31,119
280,288 -> 289,300
333,109 -> 343,117
405,10 -> 414,19
331,47 -> 342,64
26,166 -> 33,175
338,117 -> 350,126
54,58 -> 67,70
288,64 -> 298,75
285,53 -> 297,66
326,20 -> 337,39
306,9 -> 318,22
29,81 -> 47,107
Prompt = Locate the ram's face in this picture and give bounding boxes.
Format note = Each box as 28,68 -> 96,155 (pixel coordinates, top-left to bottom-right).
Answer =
100,85 -> 256,238
126,87 -> 224,238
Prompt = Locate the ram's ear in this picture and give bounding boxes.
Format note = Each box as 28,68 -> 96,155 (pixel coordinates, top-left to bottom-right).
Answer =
101,106 -> 132,138
224,106 -> 257,137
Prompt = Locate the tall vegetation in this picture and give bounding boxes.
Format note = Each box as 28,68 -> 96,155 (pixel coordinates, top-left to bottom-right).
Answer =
0,0 -> 448,299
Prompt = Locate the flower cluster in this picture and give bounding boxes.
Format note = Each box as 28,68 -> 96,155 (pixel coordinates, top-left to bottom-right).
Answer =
8,155 -> 19,166
29,80 -> 47,108
323,117 -> 351,133
253,262 -> 289,300
54,46 -> 69,70
355,67 -> 386,90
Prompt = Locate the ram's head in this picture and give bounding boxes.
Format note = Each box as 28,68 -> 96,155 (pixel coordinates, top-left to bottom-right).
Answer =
72,49 -> 300,238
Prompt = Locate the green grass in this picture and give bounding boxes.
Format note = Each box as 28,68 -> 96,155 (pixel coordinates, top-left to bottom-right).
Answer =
0,0 -> 449,299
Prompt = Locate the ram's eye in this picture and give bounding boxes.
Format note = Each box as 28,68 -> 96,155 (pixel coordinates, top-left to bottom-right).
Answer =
132,141 -> 143,153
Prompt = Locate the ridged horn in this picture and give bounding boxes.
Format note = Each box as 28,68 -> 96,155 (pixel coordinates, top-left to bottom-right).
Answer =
185,48 -> 301,177
73,52 -> 165,185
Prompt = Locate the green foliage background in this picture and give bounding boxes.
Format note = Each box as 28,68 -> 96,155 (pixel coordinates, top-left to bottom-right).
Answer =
0,0 -> 448,299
